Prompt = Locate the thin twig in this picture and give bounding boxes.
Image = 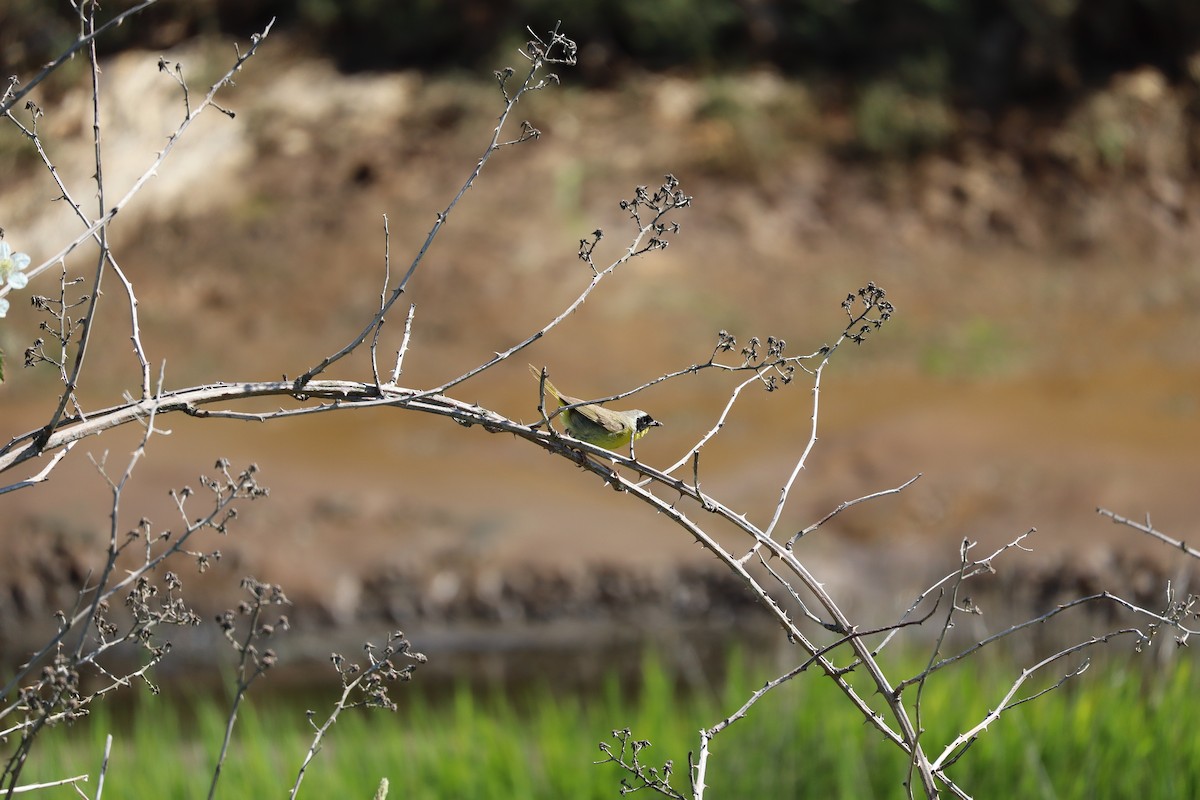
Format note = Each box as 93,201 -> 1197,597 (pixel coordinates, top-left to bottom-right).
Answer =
787,474 -> 922,548
931,631 -> 1142,771
875,530 -> 1036,656
1,774 -> 89,795
370,215 -> 392,389
94,735 -> 112,800
297,27 -> 576,389
0,1 -> 162,116
0,443 -> 74,495
389,304 -> 417,385
2,20 -> 276,301
1098,507 -> 1200,560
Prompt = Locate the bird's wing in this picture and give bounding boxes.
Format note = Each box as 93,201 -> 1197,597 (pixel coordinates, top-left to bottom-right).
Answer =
570,401 -> 628,434
528,364 -> 626,433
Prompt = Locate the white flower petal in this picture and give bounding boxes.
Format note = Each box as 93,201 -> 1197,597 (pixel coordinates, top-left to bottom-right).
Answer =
0,298 -> 8,317
8,272 -> 28,290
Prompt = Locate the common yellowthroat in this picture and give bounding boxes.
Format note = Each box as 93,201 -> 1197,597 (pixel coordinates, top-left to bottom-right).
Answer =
529,364 -> 661,451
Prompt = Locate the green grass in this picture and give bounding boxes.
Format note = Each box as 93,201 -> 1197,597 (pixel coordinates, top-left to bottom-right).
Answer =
11,651 -> 1200,798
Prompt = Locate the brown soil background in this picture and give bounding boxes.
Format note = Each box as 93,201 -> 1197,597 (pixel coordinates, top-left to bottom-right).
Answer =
1,39 -> 1198,681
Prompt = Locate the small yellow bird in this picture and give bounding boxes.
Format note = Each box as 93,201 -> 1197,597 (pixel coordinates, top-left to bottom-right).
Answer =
529,364 -> 662,451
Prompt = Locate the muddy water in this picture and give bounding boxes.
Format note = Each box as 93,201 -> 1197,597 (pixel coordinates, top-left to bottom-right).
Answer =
2,244 -> 1196,687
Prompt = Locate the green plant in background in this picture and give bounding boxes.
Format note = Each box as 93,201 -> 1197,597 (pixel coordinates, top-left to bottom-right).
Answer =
20,652 -> 1200,798
855,80 -> 957,157
8,0 -> 1200,106
920,317 -> 1016,378
612,0 -> 743,69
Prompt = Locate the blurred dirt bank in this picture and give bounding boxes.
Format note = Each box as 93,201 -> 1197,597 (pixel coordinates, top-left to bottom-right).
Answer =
1,40 -> 1198,680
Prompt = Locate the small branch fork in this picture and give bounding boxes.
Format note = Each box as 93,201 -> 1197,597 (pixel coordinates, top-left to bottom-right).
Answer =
2,11 -> 277,471
295,24 -> 578,390
3,19 -> 276,299
0,1 -> 163,117
289,632 -> 425,800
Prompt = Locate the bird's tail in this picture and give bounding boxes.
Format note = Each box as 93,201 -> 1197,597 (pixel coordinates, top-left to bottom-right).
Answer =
528,363 -> 564,405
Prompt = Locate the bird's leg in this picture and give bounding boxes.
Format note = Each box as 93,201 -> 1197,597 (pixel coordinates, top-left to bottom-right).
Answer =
569,446 -> 590,468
